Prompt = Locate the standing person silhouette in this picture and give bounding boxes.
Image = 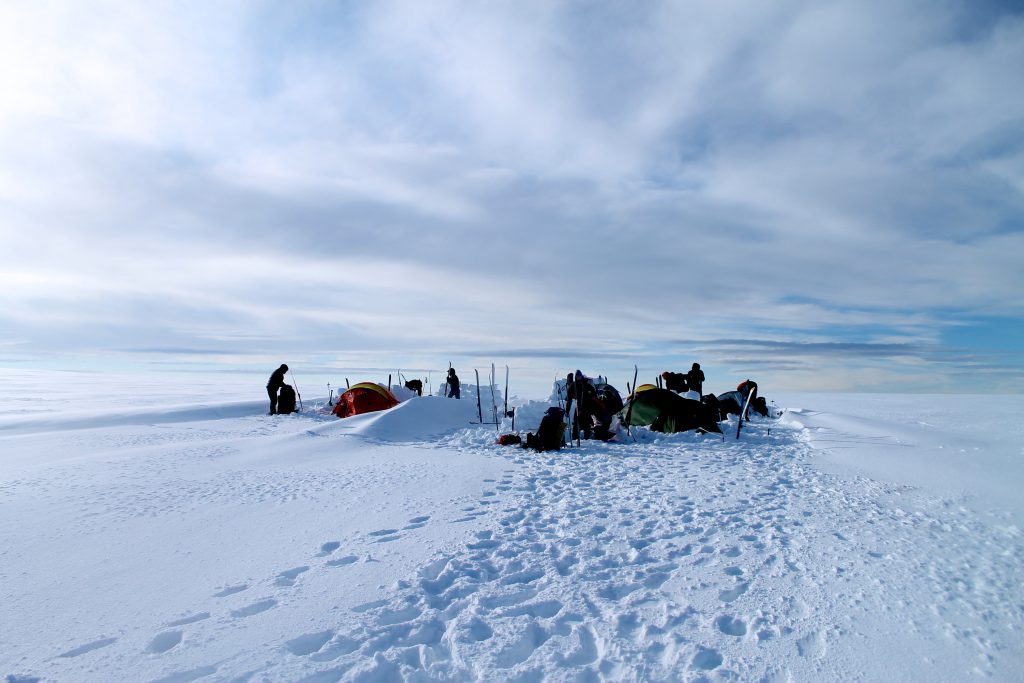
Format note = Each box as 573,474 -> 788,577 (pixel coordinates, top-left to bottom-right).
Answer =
686,363 -> 705,395
446,368 -> 461,399
737,379 -> 758,417
266,364 -> 288,415
565,370 -> 596,440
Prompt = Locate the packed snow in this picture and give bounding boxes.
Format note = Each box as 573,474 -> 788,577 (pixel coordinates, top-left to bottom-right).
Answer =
2,369 -> 1022,682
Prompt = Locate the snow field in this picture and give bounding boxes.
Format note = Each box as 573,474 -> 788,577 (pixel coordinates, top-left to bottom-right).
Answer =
1,373 -> 1022,681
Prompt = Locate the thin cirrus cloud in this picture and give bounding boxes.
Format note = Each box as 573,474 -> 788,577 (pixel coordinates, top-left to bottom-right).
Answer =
0,0 -> 1022,394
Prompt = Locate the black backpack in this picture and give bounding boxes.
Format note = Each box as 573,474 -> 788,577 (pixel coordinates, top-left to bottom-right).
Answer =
594,383 -> 624,415
525,407 -> 566,451
277,384 -> 297,414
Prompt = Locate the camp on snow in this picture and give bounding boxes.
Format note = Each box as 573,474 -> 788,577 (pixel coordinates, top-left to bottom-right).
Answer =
307,365 -> 770,443
619,384 -> 723,434
332,382 -> 399,419
716,390 -> 769,420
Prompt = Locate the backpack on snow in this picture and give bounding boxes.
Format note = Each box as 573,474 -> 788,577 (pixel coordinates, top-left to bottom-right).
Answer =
277,384 -> 297,415
524,407 -> 566,451
594,383 -> 624,415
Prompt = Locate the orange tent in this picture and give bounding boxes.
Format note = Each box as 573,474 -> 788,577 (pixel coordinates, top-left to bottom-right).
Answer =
332,383 -> 399,418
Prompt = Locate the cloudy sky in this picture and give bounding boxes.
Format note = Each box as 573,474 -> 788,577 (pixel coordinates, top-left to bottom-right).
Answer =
1,0 -> 1022,396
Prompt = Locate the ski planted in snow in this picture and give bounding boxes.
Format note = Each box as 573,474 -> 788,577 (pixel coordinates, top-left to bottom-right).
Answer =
490,363 -> 499,432
475,369 -> 483,423
736,388 -> 757,439
624,364 -> 639,440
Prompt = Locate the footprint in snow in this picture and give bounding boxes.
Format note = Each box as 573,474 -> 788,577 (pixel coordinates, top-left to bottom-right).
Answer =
317,541 -> 341,556
796,630 -> 827,658
465,618 -> 493,642
275,566 -> 309,587
285,630 -> 335,656
212,584 -> 247,598
327,555 -> 359,567
503,599 -> 564,619
230,599 -> 277,618
368,528 -> 402,542
165,612 -> 209,627
146,630 -> 183,653
403,515 -> 430,530
692,647 -> 723,670
715,615 -> 747,637
719,581 -> 749,603
559,626 -> 599,667
352,599 -> 388,613
493,622 -> 550,669
643,572 -> 671,589
58,637 -> 117,658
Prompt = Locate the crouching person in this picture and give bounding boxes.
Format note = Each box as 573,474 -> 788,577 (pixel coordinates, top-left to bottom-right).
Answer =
524,407 -> 566,452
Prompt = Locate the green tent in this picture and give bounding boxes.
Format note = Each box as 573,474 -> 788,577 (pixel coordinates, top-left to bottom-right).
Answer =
621,387 -> 722,434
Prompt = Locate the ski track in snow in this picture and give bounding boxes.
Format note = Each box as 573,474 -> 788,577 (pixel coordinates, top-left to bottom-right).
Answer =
3,406 -> 1023,682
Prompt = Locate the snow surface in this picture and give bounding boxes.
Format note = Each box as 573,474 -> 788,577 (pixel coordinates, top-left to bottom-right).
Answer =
2,370 -> 1022,682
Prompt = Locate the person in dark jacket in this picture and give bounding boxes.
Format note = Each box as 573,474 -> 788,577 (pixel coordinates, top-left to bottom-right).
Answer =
525,407 -> 567,451
661,371 -> 688,393
737,379 -> 758,399
267,364 -> 289,415
446,368 -> 461,399
686,363 -> 705,395
565,370 -> 597,440
737,379 -> 758,417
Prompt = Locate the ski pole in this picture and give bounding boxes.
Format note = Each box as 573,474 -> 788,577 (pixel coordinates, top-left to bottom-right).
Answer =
290,372 -> 303,412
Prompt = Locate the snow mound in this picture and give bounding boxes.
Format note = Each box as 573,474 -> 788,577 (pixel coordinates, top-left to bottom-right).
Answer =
327,396 -> 479,442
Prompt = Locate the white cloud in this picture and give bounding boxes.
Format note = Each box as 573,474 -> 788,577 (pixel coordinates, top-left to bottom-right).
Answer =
1,0 -> 1022,392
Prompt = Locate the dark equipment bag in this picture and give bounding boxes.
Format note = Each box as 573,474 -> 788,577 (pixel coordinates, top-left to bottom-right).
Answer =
277,384 -> 297,415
